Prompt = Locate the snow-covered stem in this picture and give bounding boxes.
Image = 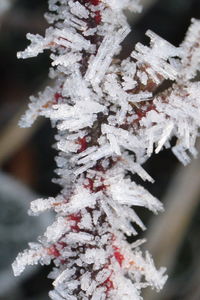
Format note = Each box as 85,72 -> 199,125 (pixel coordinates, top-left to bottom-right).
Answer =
12,1 -> 200,299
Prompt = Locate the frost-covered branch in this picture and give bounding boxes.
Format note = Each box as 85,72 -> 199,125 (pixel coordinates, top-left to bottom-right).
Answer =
12,1 -> 200,300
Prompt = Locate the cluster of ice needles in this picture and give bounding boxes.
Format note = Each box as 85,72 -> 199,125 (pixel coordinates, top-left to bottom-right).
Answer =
12,1 -> 200,299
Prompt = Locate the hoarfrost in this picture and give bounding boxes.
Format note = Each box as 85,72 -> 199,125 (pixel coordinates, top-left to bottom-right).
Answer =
13,0 -> 200,299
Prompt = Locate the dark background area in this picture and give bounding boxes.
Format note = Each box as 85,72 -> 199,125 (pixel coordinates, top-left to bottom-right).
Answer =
0,0 -> 200,299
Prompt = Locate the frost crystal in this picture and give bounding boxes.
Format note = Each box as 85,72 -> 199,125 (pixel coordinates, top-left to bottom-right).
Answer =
13,1 -> 200,300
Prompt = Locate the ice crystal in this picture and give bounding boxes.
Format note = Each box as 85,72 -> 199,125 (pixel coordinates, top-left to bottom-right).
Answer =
13,0 -> 200,299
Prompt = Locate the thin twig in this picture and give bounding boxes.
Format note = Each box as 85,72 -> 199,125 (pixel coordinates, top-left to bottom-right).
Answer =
0,106 -> 44,165
143,140 -> 200,300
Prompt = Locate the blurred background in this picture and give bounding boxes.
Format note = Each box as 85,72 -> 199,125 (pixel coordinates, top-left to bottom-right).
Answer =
0,0 -> 200,299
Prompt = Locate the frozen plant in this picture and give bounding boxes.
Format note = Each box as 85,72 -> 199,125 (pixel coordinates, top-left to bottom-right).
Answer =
12,0 -> 200,299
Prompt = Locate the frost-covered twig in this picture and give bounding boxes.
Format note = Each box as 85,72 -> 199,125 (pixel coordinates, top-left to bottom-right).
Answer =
12,1 -> 200,299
